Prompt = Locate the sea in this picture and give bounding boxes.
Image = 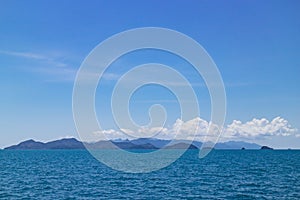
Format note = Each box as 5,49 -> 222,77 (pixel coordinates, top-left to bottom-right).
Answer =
0,150 -> 299,199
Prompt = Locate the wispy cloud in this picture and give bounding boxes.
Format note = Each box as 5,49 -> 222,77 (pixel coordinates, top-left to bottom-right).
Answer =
36,66 -> 77,82
0,50 -> 262,88
0,50 -> 67,67
94,71 -> 255,88
0,50 -> 79,82
0,51 -> 47,59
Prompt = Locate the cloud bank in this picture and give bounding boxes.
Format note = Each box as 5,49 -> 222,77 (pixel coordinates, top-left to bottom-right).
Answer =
93,116 -> 298,142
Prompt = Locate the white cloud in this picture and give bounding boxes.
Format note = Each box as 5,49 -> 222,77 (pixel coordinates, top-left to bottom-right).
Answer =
93,129 -> 130,140
223,117 -> 297,140
155,118 -> 214,141
92,116 -> 297,142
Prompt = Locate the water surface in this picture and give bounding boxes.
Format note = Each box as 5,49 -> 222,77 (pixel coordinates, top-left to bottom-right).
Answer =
0,150 -> 299,199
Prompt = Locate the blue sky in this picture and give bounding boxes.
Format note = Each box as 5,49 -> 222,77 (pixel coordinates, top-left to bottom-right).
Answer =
0,0 -> 300,148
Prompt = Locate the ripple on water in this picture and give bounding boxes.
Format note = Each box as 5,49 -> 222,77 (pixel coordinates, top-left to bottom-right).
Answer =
0,150 -> 299,199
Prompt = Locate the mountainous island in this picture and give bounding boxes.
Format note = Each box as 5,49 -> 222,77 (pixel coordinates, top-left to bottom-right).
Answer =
3,138 -> 263,150
260,145 -> 274,150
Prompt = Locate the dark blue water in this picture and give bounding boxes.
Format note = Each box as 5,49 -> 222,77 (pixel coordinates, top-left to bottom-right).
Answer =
1,150 -> 299,199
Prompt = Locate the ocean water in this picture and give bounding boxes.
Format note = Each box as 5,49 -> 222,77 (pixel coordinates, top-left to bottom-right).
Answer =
0,150 -> 299,199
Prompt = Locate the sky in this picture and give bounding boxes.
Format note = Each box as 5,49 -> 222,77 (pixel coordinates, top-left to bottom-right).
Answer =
0,0 -> 300,149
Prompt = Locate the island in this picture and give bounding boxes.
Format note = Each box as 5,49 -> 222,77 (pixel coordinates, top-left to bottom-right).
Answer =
3,138 -> 264,150
260,146 -> 274,150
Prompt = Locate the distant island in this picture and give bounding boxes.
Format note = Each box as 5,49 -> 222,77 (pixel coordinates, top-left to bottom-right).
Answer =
260,146 -> 274,150
3,138 -> 265,150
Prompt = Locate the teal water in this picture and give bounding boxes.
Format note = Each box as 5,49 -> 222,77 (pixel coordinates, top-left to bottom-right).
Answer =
0,150 -> 299,199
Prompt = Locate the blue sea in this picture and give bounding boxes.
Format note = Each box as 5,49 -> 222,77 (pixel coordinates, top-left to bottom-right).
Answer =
0,150 -> 299,199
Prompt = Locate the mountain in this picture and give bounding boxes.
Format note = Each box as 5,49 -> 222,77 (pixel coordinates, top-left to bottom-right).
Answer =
129,138 -> 171,148
112,141 -> 158,149
5,139 -> 46,150
4,138 -> 159,150
261,146 -> 274,150
4,138 -> 263,150
164,143 -> 198,149
5,138 -> 85,150
215,141 -> 261,149
45,138 -> 85,149
85,140 -> 117,149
